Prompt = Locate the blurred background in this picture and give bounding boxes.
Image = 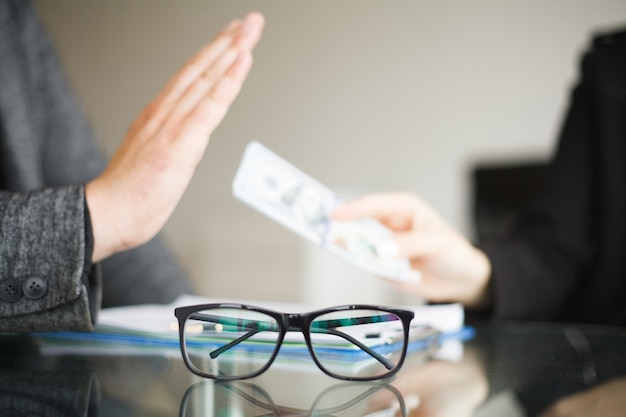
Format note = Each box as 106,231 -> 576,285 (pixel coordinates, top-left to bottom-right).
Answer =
35,0 -> 626,306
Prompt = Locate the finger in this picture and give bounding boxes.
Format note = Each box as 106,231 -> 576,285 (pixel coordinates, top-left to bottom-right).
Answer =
332,193 -> 415,219
196,51 -> 253,129
160,19 -> 242,107
156,13 -> 264,134
332,193 -> 418,228
164,11 -> 263,106
158,46 -> 241,135
173,51 -> 253,158
374,228 -> 437,282
134,12 -> 264,139
393,230 -> 443,259
127,19 -> 242,139
234,11 -> 265,51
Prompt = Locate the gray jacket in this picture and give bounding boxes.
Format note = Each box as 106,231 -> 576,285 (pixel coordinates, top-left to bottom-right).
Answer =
0,0 -> 191,332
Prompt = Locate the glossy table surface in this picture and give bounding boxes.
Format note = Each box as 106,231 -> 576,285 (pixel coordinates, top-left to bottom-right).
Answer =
1,320 -> 625,417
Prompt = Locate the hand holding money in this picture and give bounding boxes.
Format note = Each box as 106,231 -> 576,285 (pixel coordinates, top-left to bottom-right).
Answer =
233,141 -> 419,283
332,192 -> 493,308
87,12 -> 265,262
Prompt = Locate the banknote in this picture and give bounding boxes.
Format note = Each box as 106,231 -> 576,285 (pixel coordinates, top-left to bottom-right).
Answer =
232,141 -> 419,283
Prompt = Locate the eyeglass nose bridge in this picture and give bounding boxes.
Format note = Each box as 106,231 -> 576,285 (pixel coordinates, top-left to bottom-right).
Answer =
285,313 -> 307,332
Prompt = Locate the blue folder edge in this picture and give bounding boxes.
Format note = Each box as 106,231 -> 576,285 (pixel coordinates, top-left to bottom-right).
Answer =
33,325 -> 476,356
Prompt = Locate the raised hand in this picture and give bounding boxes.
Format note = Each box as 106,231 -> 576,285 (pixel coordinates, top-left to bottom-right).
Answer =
87,12 -> 265,262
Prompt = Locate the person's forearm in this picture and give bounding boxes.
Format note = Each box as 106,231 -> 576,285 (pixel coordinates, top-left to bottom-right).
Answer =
465,247 -> 493,310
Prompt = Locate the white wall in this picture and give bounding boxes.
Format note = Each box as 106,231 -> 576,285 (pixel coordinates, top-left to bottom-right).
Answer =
35,1 -> 626,305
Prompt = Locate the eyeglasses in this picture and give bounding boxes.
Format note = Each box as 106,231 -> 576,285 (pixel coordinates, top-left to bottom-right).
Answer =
174,303 -> 419,381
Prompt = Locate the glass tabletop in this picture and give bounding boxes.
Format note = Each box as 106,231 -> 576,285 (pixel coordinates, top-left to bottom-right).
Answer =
0,320 -> 625,416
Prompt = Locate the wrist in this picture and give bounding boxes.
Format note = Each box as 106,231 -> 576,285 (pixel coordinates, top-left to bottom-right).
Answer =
466,247 -> 493,309
85,179 -> 128,262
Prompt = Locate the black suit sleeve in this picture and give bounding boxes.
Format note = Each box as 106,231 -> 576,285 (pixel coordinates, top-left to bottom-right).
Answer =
482,42 -> 600,321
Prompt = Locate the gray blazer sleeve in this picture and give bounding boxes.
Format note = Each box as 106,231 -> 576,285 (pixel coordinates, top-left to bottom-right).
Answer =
0,186 -> 99,332
0,0 -> 191,332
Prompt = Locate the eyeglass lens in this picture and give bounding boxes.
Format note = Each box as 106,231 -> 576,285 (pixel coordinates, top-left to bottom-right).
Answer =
183,307 -> 281,379
182,307 -> 407,380
309,309 -> 406,380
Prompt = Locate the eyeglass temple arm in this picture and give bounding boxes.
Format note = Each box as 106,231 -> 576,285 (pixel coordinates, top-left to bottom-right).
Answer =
209,329 -> 261,359
310,313 -> 407,370
207,325 -> 394,370
189,312 -> 402,370
187,313 -> 279,360
311,327 -> 394,370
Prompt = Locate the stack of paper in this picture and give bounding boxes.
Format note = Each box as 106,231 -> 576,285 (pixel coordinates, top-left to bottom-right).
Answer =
36,295 -> 471,360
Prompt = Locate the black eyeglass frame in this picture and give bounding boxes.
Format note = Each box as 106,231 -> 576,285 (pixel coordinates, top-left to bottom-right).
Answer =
174,303 -> 415,382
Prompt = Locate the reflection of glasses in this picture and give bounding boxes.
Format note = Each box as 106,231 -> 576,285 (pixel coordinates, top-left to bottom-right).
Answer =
179,380 -> 407,417
174,303 -> 420,381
